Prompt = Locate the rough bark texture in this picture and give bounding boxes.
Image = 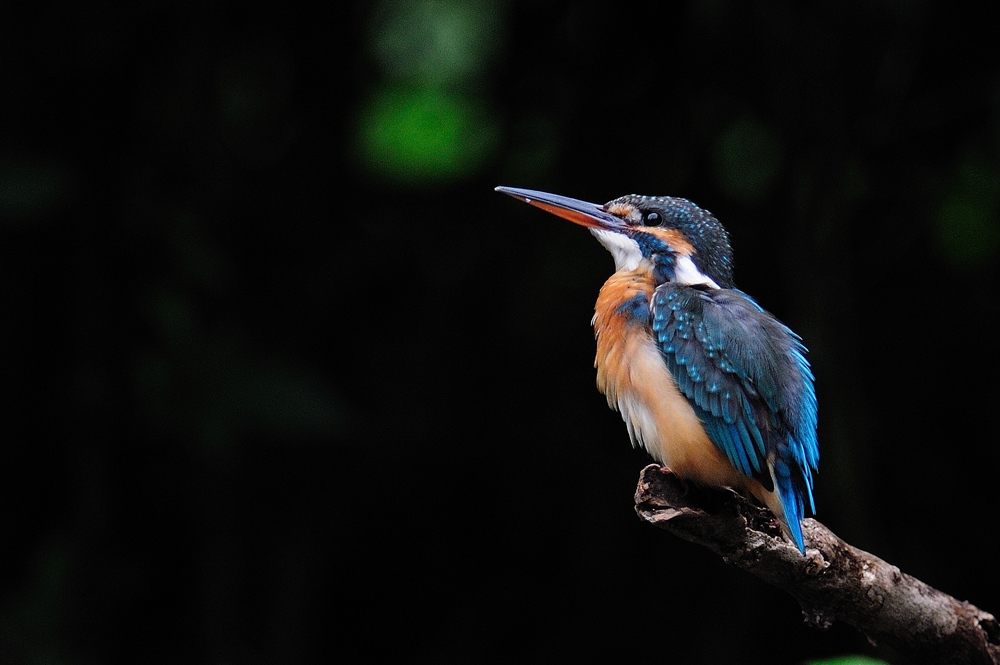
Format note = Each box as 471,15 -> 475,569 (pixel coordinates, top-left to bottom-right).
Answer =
634,465 -> 1000,665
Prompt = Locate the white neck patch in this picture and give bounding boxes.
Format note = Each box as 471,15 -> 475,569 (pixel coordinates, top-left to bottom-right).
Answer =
674,254 -> 721,289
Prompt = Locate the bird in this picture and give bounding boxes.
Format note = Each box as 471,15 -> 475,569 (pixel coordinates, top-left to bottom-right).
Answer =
496,186 -> 819,553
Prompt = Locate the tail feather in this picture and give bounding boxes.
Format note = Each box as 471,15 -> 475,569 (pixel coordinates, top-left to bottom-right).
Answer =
769,457 -> 809,553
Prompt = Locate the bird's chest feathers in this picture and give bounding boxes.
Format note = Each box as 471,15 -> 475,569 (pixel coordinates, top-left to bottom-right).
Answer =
591,269 -> 740,487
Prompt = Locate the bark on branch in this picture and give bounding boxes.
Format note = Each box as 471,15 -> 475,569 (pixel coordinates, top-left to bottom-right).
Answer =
634,464 -> 1000,665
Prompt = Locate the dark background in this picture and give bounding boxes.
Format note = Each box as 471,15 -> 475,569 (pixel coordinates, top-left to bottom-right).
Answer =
2,2 -> 998,664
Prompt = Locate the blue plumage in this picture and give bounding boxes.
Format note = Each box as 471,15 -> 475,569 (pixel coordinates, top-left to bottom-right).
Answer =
652,284 -> 818,551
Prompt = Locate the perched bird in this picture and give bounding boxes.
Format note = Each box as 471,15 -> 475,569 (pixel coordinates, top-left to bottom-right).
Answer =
496,186 -> 819,553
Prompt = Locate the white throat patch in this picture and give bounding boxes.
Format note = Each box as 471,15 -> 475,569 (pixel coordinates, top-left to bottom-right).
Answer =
591,228 -> 720,289
591,229 -> 642,271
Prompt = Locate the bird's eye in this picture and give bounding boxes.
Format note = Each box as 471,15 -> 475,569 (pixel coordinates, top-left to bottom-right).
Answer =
643,211 -> 662,226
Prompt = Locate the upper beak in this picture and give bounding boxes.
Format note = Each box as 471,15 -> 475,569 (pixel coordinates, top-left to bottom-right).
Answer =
495,186 -> 624,230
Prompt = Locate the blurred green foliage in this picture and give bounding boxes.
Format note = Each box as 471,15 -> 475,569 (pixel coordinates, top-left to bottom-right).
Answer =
355,0 -> 502,185
357,86 -> 497,184
370,0 -> 502,85
806,656 -> 891,665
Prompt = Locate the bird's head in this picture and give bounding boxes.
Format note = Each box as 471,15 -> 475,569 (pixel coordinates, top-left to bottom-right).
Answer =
496,187 -> 734,289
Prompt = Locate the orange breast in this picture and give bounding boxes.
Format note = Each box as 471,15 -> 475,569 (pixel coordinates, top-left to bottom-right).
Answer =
591,267 -> 746,490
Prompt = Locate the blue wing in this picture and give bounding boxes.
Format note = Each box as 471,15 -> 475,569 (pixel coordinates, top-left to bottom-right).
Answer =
651,283 -> 819,549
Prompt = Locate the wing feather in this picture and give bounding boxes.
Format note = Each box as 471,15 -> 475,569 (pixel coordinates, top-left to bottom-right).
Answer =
651,284 -> 818,507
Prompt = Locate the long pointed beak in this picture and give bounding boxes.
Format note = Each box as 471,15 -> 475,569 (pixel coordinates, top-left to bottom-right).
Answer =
495,186 -> 624,230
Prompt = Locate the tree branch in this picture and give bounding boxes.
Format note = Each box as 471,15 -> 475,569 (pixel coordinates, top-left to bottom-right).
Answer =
634,464 -> 1000,665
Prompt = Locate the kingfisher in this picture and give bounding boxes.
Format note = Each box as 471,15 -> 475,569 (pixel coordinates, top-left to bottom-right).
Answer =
496,186 -> 819,553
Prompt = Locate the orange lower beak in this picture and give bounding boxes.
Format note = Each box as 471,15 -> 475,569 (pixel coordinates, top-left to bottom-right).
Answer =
495,186 -> 625,231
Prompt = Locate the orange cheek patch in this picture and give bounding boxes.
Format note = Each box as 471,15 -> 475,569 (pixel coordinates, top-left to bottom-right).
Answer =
647,228 -> 695,256
605,202 -> 637,218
